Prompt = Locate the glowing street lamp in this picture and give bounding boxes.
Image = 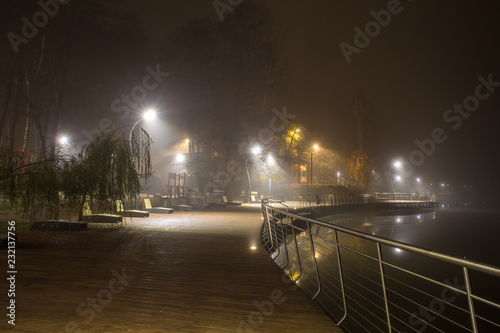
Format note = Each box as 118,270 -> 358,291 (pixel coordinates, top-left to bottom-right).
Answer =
251,146 -> 262,155
59,136 -> 69,145
143,109 -> 156,121
57,135 -> 73,159
175,153 -> 185,164
390,160 -> 403,199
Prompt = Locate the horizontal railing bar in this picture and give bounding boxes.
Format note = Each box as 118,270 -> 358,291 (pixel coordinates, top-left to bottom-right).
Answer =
317,289 -> 344,306
263,203 -> 500,278
340,258 -> 383,280
382,261 -> 466,296
388,311 -> 422,333
315,297 -> 344,321
388,303 -> 426,333
344,305 -> 387,333
387,289 -> 473,332
470,293 -> 500,311
475,314 -> 500,328
385,279 -> 469,316
340,271 -> 385,300
343,282 -> 386,313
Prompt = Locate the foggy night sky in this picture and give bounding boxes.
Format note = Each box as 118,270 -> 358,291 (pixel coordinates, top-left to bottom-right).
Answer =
123,0 -> 500,189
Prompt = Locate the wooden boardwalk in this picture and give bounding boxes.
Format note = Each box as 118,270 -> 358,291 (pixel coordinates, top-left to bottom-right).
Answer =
1,205 -> 343,332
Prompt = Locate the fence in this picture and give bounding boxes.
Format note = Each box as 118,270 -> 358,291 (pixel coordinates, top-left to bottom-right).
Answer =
372,193 -> 437,202
298,193 -> 438,210
297,194 -> 360,209
261,200 -> 500,332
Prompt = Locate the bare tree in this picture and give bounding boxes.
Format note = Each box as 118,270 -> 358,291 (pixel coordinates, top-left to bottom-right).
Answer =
160,2 -> 287,197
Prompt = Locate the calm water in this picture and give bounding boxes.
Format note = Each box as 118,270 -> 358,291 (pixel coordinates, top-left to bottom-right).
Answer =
316,206 -> 500,268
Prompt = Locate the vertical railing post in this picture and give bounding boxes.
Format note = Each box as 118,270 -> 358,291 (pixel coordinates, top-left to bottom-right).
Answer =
290,217 -> 303,281
463,267 -> 478,332
307,221 -> 322,300
264,206 -> 275,252
279,213 -> 290,269
377,243 -> 392,333
334,229 -> 347,325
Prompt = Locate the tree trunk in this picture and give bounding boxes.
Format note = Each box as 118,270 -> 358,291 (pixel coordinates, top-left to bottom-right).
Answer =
0,60 -> 18,147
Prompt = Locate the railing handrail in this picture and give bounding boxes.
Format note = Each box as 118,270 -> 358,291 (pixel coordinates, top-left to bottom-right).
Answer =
261,201 -> 500,332
262,198 -> 289,211
261,201 -> 500,279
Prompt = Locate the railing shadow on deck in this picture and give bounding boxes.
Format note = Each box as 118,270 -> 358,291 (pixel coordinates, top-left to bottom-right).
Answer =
261,199 -> 500,333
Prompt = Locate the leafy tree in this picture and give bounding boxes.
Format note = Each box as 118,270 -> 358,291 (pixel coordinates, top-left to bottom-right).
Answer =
314,149 -> 342,184
346,149 -> 375,192
62,130 -> 152,220
0,130 -> 152,221
346,96 -> 378,190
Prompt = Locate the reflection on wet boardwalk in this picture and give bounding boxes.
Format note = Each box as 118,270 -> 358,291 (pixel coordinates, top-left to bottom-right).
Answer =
1,205 -> 343,332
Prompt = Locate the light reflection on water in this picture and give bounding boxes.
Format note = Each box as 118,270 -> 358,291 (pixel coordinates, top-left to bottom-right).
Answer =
316,207 -> 500,267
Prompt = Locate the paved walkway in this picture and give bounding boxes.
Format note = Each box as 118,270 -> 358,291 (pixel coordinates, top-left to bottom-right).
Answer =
1,204 -> 343,332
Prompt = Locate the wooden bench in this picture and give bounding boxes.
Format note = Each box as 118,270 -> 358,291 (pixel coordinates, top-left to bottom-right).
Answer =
222,195 -> 242,206
116,200 -> 149,218
238,191 -> 259,203
143,199 -> 174,214
82,202 -> 123,223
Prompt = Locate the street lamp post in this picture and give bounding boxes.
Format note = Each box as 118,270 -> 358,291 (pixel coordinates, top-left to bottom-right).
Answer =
310,152 -> 313,185
267,154 -> 274,198
129,109 -> 156,208
310,144 -> 319,186
390,160 -> 402,200
245,146 -> 261,202
245,158 -> 252,202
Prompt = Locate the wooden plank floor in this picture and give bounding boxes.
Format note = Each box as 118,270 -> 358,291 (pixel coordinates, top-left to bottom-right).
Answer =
1,205 -> 343,332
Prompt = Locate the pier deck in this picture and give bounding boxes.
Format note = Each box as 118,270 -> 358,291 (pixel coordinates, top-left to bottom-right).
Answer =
1,205 -> 342,332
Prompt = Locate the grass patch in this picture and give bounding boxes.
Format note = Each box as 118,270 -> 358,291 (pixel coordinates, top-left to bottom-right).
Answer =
0,199 -> 28,232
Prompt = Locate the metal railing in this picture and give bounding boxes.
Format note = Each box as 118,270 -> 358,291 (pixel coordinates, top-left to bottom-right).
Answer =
298,193 -> 438,211
261,200 -> 500,333
373,193 -> 437,202
298,194 -> 360,209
